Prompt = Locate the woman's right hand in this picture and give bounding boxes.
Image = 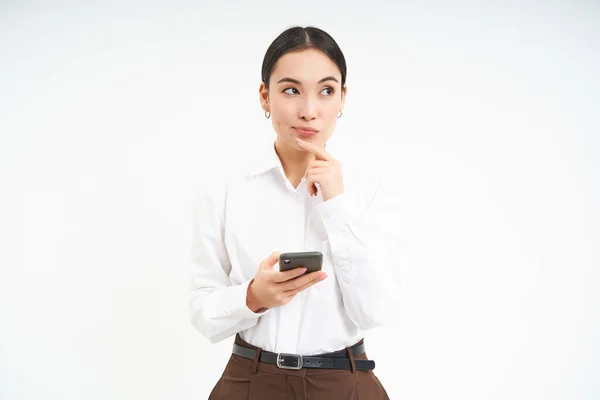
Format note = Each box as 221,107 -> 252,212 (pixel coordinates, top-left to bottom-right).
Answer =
246,251 -> 327,312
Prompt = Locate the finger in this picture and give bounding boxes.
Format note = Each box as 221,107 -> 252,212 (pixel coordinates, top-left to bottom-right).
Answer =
260,251 -> 281,270
271,267 -> 307,283
303,176 -> 319,196
295,138 -> 333,161
306,173 -> 327,190
284,271 -> 328,295
281,270 -> 326,291
304,162 -> 329,188
306,160 -> 329,170
305,167 -> 329,177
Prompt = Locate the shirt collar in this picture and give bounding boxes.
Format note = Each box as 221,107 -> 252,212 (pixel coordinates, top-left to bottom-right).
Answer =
246,141 -> 284,178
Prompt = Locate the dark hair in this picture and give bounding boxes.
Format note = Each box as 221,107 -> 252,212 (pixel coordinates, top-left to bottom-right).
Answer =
261,26 -> 347,91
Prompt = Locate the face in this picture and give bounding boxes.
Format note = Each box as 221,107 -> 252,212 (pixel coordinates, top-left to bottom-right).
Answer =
259,48 -> 346,151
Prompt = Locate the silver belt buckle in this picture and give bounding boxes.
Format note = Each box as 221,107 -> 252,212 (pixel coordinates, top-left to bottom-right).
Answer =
276,353 -> 303,370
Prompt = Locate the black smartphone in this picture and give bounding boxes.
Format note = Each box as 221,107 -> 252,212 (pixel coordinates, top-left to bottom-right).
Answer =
279,251 -> 323,274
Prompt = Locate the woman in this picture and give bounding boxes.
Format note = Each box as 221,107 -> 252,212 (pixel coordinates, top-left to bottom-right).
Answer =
190,26 -> 396,399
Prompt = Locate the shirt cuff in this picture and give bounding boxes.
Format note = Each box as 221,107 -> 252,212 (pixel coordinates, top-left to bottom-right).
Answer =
227,279 -> 270,319
316,193 -> 355,233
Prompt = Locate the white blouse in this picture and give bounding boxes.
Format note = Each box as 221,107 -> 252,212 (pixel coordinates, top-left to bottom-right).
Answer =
189,141 -> 399,355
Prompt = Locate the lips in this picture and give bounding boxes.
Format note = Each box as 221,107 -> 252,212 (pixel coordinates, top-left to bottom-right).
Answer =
294,127 -> 319,137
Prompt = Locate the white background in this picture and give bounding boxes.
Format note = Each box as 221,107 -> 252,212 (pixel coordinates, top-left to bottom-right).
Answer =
1,1 -> 599,399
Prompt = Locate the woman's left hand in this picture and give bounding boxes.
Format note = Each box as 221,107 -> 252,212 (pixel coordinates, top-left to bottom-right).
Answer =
296,138 -> 344,201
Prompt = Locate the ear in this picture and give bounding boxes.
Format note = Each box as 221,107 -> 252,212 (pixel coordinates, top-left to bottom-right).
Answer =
341,84 -> 347,109
259,82 -> 269,111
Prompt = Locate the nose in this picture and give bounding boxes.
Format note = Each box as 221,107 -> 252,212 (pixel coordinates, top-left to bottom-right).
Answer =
298,96 -> 317,121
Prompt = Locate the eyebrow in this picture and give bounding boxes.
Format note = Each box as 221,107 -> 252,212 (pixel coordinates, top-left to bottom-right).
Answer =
276,76 -> 339,85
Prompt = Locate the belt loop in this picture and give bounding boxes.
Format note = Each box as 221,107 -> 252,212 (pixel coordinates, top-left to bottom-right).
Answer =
250,347 -> 262,375
346,346 -> 356,373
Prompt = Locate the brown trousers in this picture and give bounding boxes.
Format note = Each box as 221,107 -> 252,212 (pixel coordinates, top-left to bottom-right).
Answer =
208,334 -> 390,399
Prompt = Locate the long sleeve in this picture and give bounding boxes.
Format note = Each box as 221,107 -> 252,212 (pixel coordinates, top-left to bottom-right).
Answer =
315,175 -> 400,330
188,181 -> 269,343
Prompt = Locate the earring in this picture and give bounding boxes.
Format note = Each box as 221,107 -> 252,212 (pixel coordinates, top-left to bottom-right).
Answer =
265,110 -> 271,119
337,110 -> 343,118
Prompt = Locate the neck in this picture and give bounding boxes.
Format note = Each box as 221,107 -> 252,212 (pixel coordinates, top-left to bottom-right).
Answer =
274,139 -> 316,187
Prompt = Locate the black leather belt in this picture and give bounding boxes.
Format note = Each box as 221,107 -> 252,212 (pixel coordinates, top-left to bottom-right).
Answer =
232,341 -> 376,371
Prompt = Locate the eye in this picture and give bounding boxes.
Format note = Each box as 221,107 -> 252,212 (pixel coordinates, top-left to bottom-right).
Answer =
283,87 -> 300,95
321,87 -> 335,96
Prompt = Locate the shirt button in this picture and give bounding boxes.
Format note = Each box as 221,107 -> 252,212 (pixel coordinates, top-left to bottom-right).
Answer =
323,213 -> 329,220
